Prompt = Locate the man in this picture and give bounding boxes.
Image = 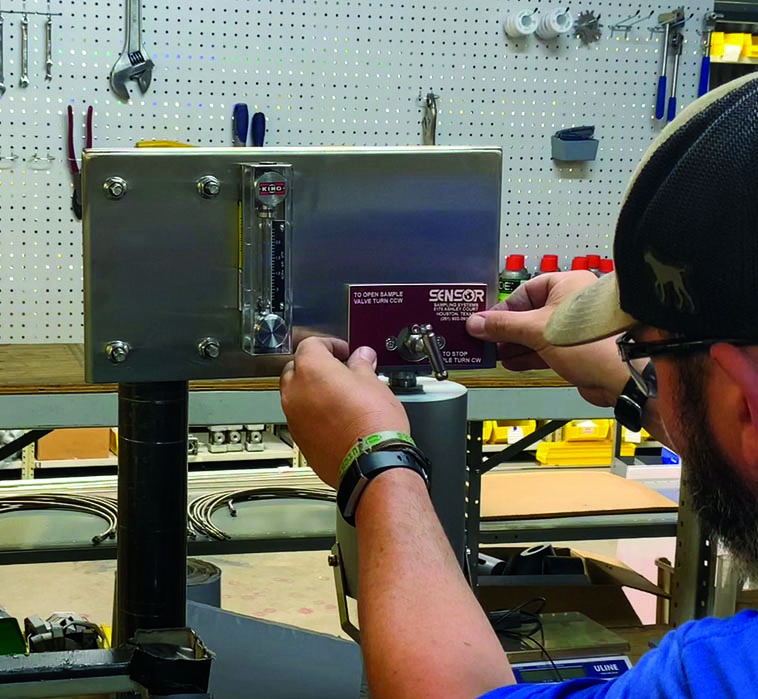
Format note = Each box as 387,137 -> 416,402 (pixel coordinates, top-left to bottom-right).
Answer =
280,74 -> 758,697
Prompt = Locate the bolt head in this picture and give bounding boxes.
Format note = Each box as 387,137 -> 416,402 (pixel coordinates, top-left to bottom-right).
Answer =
385,336 -> 398,351
327,554 -> 339,567
105,341 -> 130,364
198,338 -> 221,359
103,177 -> 127,200
197,176 -> 221,199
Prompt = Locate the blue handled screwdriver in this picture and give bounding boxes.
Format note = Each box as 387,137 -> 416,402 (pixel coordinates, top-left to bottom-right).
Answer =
251,112 -> 266,147
232,103 -> 249,146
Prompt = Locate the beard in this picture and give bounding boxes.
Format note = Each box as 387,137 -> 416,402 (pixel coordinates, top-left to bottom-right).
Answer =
676,358 -> 758,579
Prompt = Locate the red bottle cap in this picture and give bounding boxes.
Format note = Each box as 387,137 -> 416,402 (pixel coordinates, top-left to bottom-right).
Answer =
586,254 -> 601,268
539,254 -> 559,273
599,258 -> 615,274
505,254 -> 526,271
571,256 -> 589,270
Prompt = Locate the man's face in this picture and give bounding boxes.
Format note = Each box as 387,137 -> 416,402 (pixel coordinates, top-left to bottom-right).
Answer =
653,343 -> 758,577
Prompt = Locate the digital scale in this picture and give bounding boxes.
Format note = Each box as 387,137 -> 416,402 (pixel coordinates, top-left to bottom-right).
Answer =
512,655 -> 632,684
498,612 -> 633,685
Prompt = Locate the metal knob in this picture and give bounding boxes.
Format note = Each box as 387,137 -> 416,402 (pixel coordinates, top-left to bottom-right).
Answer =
415,324 -> 448,381
254,313 -> 288,351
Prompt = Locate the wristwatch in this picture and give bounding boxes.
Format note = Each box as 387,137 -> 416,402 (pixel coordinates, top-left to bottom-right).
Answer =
337,447 -> 430,526
614,363 -> 655,432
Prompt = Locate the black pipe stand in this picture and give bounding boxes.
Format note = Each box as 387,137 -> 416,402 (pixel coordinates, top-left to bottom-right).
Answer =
115,381 -> 189,647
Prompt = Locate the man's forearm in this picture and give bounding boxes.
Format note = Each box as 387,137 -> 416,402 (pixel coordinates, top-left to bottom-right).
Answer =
356,469 -> 514,699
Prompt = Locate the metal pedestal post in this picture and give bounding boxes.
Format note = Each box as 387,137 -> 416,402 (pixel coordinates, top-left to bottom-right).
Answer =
333,378 -> 468,640
115,381 -> 189,646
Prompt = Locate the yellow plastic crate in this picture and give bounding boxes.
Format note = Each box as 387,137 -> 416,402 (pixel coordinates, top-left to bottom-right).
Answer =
485,419 -> 537,444
536,440 -> 635,466
563,419 -> 612,442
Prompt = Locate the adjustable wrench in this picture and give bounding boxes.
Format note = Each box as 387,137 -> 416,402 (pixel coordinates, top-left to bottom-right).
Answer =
109,0 -> 154,101
0,12 -> 6,97
19,8 -> 28,88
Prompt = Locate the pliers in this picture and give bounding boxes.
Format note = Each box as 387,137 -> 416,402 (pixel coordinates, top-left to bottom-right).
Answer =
67,105 -> 93,220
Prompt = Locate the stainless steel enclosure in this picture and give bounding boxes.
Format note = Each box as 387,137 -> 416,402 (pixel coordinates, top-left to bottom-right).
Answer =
83,147 -> 502,383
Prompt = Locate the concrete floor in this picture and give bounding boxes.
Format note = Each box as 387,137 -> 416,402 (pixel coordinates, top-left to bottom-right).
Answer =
0,551 -> 348,639
0,537 -> 675,639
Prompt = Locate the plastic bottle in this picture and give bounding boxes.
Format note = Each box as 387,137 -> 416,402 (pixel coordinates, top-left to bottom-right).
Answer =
570,256 -> 589,271
599,258 -> 615,275
535,254 -> 560,275
586,254 -> 601,276
498,254 -> 531,302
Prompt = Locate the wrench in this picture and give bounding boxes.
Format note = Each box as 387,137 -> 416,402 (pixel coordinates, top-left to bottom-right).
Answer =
19,9 -> 29,88
667,31 -> 683,122
109,0 -> 154,101
45,10 -> 52,81
0,12 -> 6,97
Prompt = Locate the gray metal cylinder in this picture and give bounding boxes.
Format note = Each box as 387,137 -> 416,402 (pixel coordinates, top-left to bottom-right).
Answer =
337,378 -> 468,599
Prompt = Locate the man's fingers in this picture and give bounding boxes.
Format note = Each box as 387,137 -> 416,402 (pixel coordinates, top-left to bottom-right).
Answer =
498,344 -> 549,371
467,307 -> 549,349
295,335 -> 350,361
346,346 -> 378,375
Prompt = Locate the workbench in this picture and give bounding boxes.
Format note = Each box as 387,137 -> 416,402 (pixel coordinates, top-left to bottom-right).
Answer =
0,344 -> 682,568
0,344 -> 609,426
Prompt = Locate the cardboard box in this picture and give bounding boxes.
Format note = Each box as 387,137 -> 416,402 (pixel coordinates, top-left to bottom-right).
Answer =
478,546 -> 668,628
36,428 -> 112,461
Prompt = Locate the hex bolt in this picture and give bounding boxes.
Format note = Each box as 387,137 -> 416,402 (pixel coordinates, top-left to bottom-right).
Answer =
385,336 -> 398,351
327,554 -> 339,567
197,175 -> 221,199
198,337 -> 221,359
105,340 -> 130,364
103,177 -> 127,200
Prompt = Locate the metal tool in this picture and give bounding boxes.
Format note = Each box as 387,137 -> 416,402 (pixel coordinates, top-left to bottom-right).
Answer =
0,9 -> 6,97
668,30 -> 683,121
45,0 -> 52,81
19,4 -> 28,88
609,10 -> 652,38
421,92 -> 438,145
699,12 -> 721,97
654,8 -> 684,120
109,0 -> 154,101
574,11 -> 602,44
251,112 -> 266,146
232,103 -> 249,146
67,105 -> 94,220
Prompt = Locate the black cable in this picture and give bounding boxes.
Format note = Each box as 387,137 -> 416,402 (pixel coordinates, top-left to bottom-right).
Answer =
187,487 -> 336,541
488,597 -> 564,682
0,494 -> 118,545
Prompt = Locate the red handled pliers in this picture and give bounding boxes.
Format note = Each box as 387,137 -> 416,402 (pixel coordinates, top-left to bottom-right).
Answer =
67,105 -> 93,220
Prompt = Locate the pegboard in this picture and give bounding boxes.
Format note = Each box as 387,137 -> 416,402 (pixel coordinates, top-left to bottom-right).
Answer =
0,0 -> 713,343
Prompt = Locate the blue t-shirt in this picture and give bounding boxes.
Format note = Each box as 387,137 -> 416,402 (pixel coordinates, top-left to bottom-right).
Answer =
480,611 -> 758,698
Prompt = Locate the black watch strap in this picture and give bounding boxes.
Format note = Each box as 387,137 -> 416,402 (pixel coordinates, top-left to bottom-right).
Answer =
614,376 -> 648,432
337,448 -> 429,526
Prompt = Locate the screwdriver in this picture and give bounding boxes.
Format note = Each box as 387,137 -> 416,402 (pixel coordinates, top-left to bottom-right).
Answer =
232,103 -> 249,146
251,112 -> 266,147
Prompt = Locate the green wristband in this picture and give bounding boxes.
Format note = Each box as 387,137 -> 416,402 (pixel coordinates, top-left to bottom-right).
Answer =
338,431 -> 416,483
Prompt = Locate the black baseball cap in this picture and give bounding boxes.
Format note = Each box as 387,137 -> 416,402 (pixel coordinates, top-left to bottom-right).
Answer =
545,73 -> 758,346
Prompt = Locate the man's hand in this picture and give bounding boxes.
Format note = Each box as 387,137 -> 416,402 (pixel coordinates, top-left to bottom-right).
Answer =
466,271 -> 629,407
280,337 -> 410,488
